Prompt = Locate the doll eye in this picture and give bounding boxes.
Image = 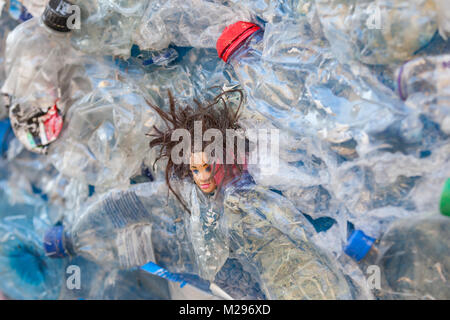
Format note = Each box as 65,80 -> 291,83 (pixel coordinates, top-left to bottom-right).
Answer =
193,169 -> 199,175
205,166 -> 211,173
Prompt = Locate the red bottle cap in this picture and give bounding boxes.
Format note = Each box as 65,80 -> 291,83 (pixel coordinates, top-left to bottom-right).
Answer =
216,21 -> 261,63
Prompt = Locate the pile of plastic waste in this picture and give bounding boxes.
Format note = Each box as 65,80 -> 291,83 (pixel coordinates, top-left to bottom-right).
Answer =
0,0 -> 449,300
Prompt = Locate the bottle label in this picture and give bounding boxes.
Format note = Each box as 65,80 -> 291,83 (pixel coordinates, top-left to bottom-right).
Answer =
11,103 -> 63,154
141,262 -> 188,288
54,0 -> 74,17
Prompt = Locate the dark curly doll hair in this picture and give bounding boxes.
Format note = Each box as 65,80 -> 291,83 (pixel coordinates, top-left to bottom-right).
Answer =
145,89 -> 248,214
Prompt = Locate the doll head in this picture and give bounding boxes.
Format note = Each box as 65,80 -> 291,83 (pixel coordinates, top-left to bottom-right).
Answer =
146,89 -> 248,213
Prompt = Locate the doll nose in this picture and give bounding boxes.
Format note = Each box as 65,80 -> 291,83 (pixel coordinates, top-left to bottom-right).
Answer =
199,170 -> 212,182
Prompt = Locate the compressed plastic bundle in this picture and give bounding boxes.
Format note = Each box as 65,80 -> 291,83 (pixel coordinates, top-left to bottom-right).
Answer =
0,0 -> 449,302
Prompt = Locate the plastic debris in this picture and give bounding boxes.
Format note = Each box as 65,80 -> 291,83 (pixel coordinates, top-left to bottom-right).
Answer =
0,0 -> 448,301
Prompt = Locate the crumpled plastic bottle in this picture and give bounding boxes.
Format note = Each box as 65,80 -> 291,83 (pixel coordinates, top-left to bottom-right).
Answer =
226,0 -> 318,25
0,193 -> 65,299
344,214 -> 450,299
314,0 -> 438,65
222,172 -> 356,299
0,4 -> 19,119
70,0 -> 151,57
134,0 -> 253,51
42,181 -> 195,271
1,0 -> 93,154
48,58 -> 163,189
396,54 -> 450,135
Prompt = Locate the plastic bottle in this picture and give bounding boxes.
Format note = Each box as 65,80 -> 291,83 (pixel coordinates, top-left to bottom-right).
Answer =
315,0 -> 438,65
396,54 -> 450,134
434,0 -> 450,40
134,0 -> 252,51
0,199 -> 65,299
47,59 -> 160,189
344,214 -> 450,299
1,0 -> 92,154
70,0 -> 151,57
42,181 -> 197,271
0,4 -> 19,119
7,0 -> 34,22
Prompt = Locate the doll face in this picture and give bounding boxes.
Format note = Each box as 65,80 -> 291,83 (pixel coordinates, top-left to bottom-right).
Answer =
190,152 -> 217,194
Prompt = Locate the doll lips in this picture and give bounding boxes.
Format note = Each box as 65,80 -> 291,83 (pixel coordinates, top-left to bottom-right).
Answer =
200,183 -> 211,189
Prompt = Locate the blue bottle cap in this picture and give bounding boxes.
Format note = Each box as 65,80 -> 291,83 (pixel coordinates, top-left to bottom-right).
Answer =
344,230 -> 376,262
43,225 -> 68,258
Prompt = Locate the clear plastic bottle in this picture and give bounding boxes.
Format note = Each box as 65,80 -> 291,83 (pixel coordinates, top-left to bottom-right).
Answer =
134,0 -> 252,51
2,0 -> 92,154
42,181 -> 196,271
70,0 -> 151,57
315,0 -> 438,65
344,214 -> 450,299
396,54 -> 450,134
0,198 -> 65,300
0,4 -> 19,119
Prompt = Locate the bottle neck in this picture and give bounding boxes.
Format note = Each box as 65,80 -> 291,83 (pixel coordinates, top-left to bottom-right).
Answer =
358,242 -> 379,267
39,15 -> 71,38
